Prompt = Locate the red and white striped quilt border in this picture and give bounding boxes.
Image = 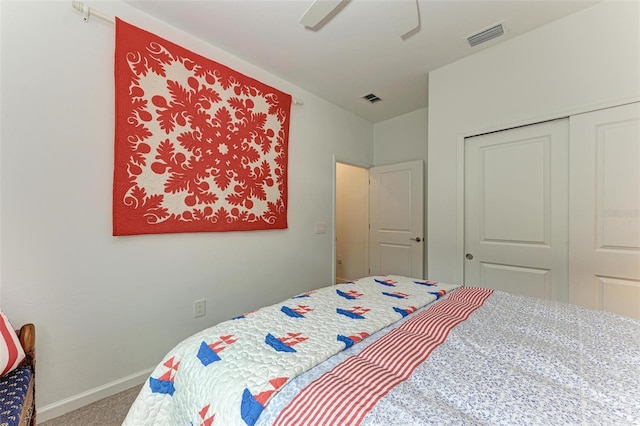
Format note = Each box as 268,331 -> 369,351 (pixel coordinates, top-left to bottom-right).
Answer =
273,286 -> 494,426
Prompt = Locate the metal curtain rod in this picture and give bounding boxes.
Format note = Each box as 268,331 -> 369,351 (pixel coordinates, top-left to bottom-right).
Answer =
69,1 -> 304,106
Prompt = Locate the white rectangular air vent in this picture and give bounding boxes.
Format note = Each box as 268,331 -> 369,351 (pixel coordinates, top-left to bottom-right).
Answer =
467,23 -> 504,47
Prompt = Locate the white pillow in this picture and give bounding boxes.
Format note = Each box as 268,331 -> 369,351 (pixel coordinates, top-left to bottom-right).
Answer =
0,311 -> 26,377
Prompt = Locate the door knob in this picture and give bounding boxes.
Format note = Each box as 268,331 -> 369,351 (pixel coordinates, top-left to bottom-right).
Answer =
465,253 -> 474,260
410,237 -> 422,242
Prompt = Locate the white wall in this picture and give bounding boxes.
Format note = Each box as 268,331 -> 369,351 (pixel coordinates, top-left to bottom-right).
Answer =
335,163 -> 368,282
0,0 -> 373,419
373,107 -> 428,275
373,107 -> 428,167
428,0 -> 640,284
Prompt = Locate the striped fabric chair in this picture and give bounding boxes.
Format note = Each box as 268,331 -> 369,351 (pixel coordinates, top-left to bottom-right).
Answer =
0,324 -> 35,426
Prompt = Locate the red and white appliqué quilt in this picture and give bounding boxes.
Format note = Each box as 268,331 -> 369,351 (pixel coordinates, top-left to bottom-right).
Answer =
114,19 -> 291,236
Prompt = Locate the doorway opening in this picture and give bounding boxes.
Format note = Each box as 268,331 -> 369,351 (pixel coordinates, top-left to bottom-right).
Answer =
333,158 -> 425,284
334,160 -> 369,284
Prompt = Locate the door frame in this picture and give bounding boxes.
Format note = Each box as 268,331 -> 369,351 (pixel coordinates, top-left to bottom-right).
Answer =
332,155 -> 372,285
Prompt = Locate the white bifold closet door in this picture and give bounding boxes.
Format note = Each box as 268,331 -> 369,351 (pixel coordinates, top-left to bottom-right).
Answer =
464,119 -> 569,302
569,102 -> 640,319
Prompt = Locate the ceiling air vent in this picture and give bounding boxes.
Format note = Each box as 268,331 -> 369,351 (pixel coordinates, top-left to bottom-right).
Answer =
467,23 -> 504,47
362,93 -> 382,104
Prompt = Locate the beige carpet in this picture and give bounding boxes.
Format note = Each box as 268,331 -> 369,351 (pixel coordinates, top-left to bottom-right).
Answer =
40,385 -> 142,426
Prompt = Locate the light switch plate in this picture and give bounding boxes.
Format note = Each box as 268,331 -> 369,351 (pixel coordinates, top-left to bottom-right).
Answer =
315,222 -> 326,234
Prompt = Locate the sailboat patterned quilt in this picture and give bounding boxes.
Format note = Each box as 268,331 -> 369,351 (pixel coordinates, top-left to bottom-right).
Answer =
124,275 -> 640,425
123,276 -> 460,425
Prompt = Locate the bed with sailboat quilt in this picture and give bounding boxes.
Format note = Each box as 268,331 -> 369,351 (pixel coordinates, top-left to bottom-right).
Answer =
123,275 -> 640,425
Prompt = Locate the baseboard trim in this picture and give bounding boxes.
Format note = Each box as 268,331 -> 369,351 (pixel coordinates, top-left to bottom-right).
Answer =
37,367 -> 153,423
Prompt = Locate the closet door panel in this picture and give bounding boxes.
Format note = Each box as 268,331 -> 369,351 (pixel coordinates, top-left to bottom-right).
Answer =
464,119 -> 569,302
569,102 -> 640,319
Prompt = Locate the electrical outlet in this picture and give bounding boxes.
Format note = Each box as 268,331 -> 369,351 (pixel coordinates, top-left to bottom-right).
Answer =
194,299 -> 206,318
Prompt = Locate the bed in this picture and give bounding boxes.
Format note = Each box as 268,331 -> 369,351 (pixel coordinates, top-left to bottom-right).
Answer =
123,275 -> 640,425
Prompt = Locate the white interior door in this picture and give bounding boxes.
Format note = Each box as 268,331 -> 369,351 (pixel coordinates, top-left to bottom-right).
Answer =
464,119 -> 569,301
369,160 -> 424,278
569,102 -> 640,319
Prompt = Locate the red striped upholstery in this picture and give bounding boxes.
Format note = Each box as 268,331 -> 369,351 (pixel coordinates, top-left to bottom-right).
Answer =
0,312 -> 25,377
274,287 -> 493,425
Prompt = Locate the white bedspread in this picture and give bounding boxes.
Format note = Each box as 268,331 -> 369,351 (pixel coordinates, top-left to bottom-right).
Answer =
258,290 -> 640,425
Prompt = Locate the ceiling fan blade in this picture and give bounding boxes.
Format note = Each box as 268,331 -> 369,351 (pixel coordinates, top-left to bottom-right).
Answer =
387,0 -> 419,38
299,0 -> 346,28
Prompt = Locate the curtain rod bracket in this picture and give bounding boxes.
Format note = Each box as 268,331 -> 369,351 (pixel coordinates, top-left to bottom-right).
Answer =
71,1 -> 115,24
71,1 -> 89,22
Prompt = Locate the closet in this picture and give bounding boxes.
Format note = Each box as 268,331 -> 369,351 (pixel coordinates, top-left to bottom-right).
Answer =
464,102 -> 640,319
